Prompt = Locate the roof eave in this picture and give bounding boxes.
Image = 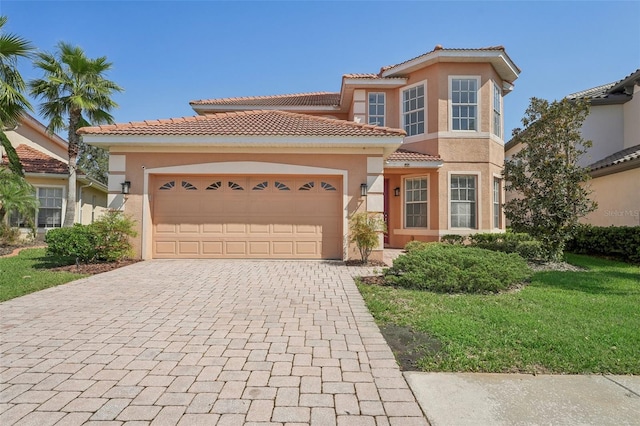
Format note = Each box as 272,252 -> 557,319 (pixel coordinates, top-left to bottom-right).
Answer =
381,50 -> 520,83
384,160 -> 443,168
341,78 -> 408,88
190,104 -> 341,114
590,156 -> 640,178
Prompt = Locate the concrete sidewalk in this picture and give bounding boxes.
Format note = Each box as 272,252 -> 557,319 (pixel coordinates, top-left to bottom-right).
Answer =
405,372 -> 640,426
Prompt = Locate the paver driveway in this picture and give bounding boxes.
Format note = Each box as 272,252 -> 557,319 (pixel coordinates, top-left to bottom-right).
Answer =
0,260 -> 427,425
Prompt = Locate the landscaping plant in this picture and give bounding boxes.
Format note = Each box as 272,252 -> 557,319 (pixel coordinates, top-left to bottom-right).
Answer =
46,210 -> 136,263
385,244 -> 532,293
468,231 -> 544,261
349,212 -> 386,263
504,97 -> 596,261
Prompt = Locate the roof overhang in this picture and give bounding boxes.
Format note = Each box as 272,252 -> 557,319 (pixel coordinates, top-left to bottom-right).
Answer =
341,78 -> 407,88
190,104 -> 341,115
84,135 -> 404,159
381,50 -> 520,86
77,175 -> 108,193
384,160 -> 443,168
24,172 -> 68,179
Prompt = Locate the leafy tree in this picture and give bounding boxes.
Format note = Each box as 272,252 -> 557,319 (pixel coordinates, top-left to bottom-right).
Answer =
504,97 -> 596,261
0,168 -> 38,224
30,42 -> 123,226
0,15 -> 34,128
349,212 -> 386,264
77,142 -> 108,184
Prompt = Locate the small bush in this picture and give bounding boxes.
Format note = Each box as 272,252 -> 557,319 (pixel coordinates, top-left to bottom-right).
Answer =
350,212 -> 386,263
567,225 -> 640,263
468,232 -> 543,261
441,234 -> 466,245
91,211 -> 137,262
46,211 -> 137,263
384,244 -> 532,294
0,224 -> 21,245
45,225 -> 97,262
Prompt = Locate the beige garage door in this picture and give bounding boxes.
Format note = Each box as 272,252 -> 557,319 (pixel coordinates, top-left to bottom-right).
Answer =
152,175 -> 342,259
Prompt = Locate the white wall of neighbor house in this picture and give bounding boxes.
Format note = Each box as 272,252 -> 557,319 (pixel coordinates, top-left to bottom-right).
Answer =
580,104 -> 624,166
623,86 -> 640,149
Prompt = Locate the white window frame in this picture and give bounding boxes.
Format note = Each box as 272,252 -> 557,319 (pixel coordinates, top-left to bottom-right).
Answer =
493,177 -> 502,229
36,186 -> 66,229
400,80 -> 427,138
368,92 -> 386,127
492,81 -> 502,138
449,76 -> 481,132
449,173 -> 479,230
403,176 -> 428,228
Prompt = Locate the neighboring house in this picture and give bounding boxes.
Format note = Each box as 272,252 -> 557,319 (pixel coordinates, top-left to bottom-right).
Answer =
1,113 -> 108,233
505,69 -> 640,227
79,45 -> 521,260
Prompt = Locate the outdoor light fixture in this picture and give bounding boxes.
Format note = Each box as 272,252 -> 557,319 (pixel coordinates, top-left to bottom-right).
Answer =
360,183 -> 368,197
121,181 -> 131,195
394,187 -> 400,197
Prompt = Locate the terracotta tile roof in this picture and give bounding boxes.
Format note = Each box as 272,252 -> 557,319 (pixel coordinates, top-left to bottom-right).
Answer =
567,82 -> 617,100
190,92 -> 340,107
588,144 -> 640,171
1,144 -> 68,174
78,110 -> 406,137
381,45 -> 512,72
343,73 -> 380,79
387,149 -> 441,162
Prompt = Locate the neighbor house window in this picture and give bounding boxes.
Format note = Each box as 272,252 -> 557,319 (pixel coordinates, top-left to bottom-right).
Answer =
402,84 -> 425,136
405,177 -> 427,228
37,187 -> 63,228
451,175 -> 476,228
493,82 -> 502,138
451,77 -> 478,131
368,92 -> 385,126
493,178 -> 501,228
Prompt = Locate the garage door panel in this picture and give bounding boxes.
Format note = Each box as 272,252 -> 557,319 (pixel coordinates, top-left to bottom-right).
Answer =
153,175 -> 342,259
202,241 -> 223,254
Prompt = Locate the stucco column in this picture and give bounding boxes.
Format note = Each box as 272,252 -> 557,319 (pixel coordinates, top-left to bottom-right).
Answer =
366,156 -> 385,262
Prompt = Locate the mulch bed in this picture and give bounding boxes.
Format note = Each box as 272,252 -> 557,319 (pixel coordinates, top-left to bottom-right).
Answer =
50,259 -> 141,275
344,259 -> 387,267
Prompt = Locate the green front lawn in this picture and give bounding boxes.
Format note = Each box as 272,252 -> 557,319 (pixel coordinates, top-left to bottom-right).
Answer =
0,248 -> 87,302
358,254 -> 640,374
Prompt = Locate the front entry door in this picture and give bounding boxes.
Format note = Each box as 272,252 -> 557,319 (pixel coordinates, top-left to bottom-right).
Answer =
384,178 -> 390,245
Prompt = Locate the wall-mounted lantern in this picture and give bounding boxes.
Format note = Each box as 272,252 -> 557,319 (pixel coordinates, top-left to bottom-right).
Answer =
394,187 -> 400,197
121,181 -> 131,195
360,183 -> 368,197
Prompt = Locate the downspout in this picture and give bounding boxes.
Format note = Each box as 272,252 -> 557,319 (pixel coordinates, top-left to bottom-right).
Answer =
78,182 -> 93,225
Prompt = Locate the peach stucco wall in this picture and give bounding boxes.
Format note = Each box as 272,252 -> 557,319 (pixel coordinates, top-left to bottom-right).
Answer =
582,168 -> 640,227
112,150 -> 378,260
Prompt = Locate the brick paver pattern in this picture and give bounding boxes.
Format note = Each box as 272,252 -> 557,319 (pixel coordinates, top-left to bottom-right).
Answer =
0,260 -> 428,425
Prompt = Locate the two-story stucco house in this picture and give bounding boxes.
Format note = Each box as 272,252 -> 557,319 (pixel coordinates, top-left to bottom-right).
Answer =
79,45 -> 520,261
1,113 -> 108,233
505,69 -> 640,227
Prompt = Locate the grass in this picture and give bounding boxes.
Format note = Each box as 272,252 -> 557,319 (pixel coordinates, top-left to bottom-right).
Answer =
358,254 -> 640,374
0,248 -> 87,302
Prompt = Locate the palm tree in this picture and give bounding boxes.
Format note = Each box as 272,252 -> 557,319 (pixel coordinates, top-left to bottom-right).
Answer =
30,42 -> 123,227
0,168 -> 38,225
0,15 -> 34,128
0,15 -> 34,177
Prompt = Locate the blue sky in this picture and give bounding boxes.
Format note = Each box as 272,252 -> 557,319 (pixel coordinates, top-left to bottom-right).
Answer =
3,1 -> 639,139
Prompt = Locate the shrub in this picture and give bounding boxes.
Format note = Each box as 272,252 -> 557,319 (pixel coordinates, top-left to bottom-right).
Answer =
0,224 -> 21,245
468,232 -> 544,261
384,244 -> 532,294
46,211 -> 137,263
45,224 -> 97,262
404,240 -> 430,252
441,234 -> 466,245
91,211 -> 137,262
350,212 -> 386,263
567,225 -> 640,263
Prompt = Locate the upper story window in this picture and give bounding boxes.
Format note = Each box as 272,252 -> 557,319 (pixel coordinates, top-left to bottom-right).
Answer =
450,77 -> 479,131
493,82 -> 502,138
368,93 -> 385,126
402,83 -> 425,136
